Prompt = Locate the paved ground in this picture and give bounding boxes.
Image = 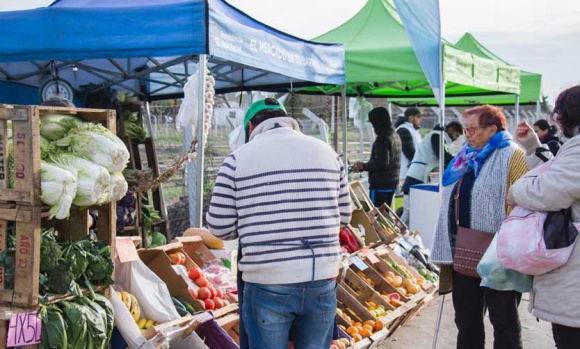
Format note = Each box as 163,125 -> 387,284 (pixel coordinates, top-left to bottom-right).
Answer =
374,293 -> 555,349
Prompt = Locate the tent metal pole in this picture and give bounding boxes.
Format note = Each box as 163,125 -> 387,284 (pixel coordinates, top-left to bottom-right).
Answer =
515,94 -> 520,128
189,54 -> 207,227
432,294 -> 446,349
388,102 -> 393,120
438,84 -> 446,190
341,86 -> 348,171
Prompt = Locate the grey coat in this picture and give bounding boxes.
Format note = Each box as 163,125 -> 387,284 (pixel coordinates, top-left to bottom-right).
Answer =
510,134 -> 580,328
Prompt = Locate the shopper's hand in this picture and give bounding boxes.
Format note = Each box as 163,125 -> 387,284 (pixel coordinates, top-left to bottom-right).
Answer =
515,120 -> 535,143
352,162 -> 364,172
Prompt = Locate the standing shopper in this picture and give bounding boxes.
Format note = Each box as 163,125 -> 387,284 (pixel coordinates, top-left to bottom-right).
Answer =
509,85 -> 580,349
353,107 -> 401,207
533,118 -> 561,156
430,105 -> 528,349
400,122 -> 463,224
206,98 -> 352,349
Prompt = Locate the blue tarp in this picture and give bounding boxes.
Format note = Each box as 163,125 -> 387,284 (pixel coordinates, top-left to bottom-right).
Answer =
0,0 -> 344,101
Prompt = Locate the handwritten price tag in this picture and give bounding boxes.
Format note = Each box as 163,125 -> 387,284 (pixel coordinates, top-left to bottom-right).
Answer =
7,312 -> 41,347
116,237 -> 140,263
361,248 -> 380,265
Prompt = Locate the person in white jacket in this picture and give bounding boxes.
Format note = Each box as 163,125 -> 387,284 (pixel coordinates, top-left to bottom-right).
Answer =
508,84 -> 580,349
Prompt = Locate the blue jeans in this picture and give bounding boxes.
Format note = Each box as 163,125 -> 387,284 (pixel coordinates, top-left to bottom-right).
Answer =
242,279 -> 337,349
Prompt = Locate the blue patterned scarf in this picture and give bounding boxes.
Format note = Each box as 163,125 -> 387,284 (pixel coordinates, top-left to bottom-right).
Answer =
442,131 -> 513,186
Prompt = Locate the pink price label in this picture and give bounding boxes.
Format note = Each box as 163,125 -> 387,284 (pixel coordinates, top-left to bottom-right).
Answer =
116,237 -> 140,263
6,312 -> 41,347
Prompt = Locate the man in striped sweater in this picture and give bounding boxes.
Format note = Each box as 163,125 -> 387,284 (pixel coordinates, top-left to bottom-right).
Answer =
206,98 -> 352,349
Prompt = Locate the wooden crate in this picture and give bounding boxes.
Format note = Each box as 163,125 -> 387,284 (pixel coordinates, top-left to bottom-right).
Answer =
349,181 -> 374,212
0,105 -> 117,349
375,247 -> 434,293
213,303 -> 240,345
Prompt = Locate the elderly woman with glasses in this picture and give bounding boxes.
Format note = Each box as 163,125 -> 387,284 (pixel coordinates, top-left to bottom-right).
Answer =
430,105 -> 529,349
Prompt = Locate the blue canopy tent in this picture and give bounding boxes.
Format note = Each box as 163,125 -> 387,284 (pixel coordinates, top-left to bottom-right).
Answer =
0,0 -> 346,226
0,0 -> 344,99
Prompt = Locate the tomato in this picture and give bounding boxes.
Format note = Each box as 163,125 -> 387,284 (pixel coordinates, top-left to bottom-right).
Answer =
203,298 -> 215,310
188,267 -> 203,280
197,287 -> 211,300
188,288 -> 198,299
195,276 -> 209,288
207,285 -> 217,299
212,297 -> 224,309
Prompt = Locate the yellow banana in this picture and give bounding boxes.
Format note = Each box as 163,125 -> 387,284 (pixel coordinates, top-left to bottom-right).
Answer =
129,294 -> 140,321
121,291 -> 132,311
144,319 -> 155,329
137,318 -> 147,329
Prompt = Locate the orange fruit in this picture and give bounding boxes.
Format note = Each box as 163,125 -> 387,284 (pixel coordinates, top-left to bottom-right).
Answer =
360,329 -> 373,338
374,319 -> 384,332
363,320 -> 375,328
352,333 -> 362,342
346,326 -> 358,336
353,321 -> 362,328
355,325 -> 364,333
362,324 -> 374,332
338,324 -> 346,331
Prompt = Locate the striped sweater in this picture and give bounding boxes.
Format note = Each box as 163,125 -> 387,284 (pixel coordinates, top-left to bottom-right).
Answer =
206,117 -> 352,284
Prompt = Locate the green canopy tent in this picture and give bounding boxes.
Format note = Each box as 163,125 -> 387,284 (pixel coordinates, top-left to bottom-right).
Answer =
391,32 -> 542,106
303,0 -> 520,99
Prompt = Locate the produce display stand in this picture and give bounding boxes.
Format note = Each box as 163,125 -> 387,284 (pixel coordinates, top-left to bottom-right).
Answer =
339,181 -> 439,346
213,303 -> 240,344
0,104 -> 117,348
114,102 -> 169,248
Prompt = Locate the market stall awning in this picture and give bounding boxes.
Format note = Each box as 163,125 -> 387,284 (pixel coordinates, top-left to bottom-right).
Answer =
0,0 -> 345,102
390,32 -> 542,106
301,0 -> 520,98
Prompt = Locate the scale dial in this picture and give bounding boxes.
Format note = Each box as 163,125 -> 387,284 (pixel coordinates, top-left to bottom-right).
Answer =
40,79 -> 74,102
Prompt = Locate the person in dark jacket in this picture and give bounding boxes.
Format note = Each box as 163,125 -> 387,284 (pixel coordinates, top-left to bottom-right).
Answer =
533,119 -> 561,156
353,107 -> 402,207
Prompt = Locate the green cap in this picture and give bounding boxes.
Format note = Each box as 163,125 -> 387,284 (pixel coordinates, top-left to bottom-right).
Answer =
243,98 -> 287,142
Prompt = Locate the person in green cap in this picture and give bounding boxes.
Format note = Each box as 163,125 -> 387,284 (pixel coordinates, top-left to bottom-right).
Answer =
206,97 -> 352,349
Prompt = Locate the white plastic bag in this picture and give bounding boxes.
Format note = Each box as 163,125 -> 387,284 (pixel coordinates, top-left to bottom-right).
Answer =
113,260 -> 209,348
228,124 -> 245,151
175,67 -> 200,129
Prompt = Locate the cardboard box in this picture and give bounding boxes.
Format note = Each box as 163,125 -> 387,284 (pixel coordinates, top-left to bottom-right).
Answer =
138,242 -> 205,311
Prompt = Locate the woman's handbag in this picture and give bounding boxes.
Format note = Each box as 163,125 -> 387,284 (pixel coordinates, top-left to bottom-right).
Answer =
497,206 -> 579,275
452,178 -> 494,278
497,157 -> 580,275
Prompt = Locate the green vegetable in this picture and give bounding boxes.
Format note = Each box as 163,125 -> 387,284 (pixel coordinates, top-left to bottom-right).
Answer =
39,304 -> 68,349
58,301 -> 88,348
75,297 -> 107,349
105,172 -> 128,203
0,223 -> 15,289
40,161 -> 78,219
172,297 -> 190,316
46,262 -> 74,294
92,293 -> 115,347
48,153 -> 111,207
150,231 -> 167,248
40,228 -> 63,273
85,244 -> 114,285
56,122 -> 130,172
61,241 -> 91,280
176,296 -> 197,314
39,114 -> 80,141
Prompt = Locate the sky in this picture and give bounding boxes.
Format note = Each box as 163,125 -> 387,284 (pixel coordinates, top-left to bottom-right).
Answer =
1,0 -> 579,105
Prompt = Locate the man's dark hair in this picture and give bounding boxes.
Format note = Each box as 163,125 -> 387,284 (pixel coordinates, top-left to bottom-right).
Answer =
445,121 -> 464,134
404,107 -> 421,120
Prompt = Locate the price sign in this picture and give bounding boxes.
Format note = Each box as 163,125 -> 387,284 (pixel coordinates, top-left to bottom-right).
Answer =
7,312 -> 41,347
361,248 -> 380,265
115,237 -> 140,263
349,255 -> 368,271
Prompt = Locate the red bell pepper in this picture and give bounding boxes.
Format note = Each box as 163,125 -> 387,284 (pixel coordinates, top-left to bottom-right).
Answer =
339,226 -> 360,253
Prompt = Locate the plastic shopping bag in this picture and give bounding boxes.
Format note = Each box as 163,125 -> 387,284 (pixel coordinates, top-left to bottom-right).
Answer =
477,233 -> 532,293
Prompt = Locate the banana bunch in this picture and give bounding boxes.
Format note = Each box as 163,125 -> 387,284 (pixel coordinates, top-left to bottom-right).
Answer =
116,291 -> 141,321
137,318 -> 157,331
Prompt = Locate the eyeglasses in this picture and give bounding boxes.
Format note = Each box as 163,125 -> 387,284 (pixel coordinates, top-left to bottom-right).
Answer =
463,126 -> 486,135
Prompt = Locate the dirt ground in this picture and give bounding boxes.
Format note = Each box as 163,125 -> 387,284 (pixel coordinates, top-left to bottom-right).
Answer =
374,293 -> 555,349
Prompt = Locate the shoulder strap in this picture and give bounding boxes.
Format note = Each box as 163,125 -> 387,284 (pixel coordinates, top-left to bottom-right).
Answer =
454,177 -> 464,226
